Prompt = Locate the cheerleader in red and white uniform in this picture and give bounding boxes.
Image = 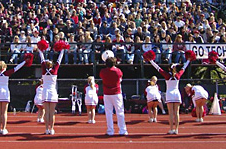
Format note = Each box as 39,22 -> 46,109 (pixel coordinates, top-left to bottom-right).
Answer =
38,49 -> 64,135
145,76 -> 161,123
84,76 -> 99,124
34,79 -> 45,123
184,83 -> 208,122
150,59 -> 191,134
0,60 -> 29,135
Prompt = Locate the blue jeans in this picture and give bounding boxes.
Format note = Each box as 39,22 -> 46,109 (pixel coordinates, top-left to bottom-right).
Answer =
175,51 -> 186,63
162,49 -> 172,64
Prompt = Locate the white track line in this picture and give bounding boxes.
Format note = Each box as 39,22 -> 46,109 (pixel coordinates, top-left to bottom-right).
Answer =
8,132 -> 226,135
0,140 -> 225,144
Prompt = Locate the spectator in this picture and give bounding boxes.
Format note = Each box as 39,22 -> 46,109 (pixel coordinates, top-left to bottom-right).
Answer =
173,34 -> 186,63
9,36 -> 21,64
93,35 -> 104,64
161,35 -> 173,64
68,33 -> 78,64
112,34 -> 125,64
124,35 -> 135,64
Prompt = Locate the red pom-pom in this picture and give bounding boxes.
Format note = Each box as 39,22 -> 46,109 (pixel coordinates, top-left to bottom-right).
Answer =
24,53 -> 34,67
185,50 -> 196,61
191,107 -> 206,117
208,51 -> 218,64
64,42 -> 70,50
53,40 -> 70,51
143,50 -> 156,62
37,40 -> 49,51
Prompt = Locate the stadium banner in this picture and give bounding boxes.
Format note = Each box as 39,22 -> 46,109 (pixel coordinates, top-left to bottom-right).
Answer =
190,44 -> 226,59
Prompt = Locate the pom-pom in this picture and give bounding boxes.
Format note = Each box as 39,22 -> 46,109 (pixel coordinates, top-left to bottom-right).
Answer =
53,40 -> 66,52
208,51 -> 218,64
24,53 -> 34,67
101,50 -> 114,62
191,107 -> 206,117
143,50 -> 156,62
63,42 -> 70,50
37,40 -> 49,51
185,50 -> 196,61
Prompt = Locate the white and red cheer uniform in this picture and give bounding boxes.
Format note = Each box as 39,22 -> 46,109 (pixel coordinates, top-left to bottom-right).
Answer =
100,66 -> 128,135
84,84 -> 99,106
150,60 -> 190,103
0,61 -> 26,102
39,50 -> 64,103
145,85 -> 161,103
190,85 -> 208,107
34,84 -> 43,106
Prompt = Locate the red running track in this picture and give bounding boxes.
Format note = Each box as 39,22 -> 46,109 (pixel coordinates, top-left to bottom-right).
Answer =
0,112 -> 226,149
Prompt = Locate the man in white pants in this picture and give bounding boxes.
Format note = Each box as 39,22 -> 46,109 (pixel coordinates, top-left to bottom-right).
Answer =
100,57 -> 128,136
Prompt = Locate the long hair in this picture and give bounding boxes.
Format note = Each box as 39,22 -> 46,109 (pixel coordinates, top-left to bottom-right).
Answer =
169,63 -> 177,78
88,76 -> 95,89
0,61 -> 7,71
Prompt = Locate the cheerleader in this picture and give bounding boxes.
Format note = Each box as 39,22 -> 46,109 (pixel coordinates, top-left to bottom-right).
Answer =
145,76 -> 161,122
0,60 -> 28,135
184,84 -> 208,122
84,76 -> 99,124
150,59 -> 191,134
34,79 -> 45,123
38,49 -> 64,135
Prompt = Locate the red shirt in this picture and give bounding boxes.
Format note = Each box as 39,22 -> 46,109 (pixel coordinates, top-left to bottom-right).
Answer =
2,69 -> 15,76
99,66 -> 122,95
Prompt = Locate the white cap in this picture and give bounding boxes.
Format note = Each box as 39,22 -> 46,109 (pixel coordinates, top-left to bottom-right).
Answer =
101,50 -> 114,62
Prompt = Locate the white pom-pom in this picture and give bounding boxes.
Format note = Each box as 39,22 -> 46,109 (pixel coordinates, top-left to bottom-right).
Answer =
101,50 -> 114,62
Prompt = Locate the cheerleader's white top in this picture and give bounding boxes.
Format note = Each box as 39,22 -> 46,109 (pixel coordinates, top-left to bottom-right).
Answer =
34,85 -> 43,105
145,85 -> 161,102
0,61 -> 25,102
191,85 -> 208,107
84,84 -> 99,106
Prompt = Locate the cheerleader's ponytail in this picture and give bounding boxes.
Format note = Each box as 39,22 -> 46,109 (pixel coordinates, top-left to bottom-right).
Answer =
88,76 -> 95,89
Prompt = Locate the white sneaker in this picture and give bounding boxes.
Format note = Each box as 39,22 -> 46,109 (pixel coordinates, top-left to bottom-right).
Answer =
153,118 -> 157,122
200,118 -> 203,122
167,130 -> 175,135
119,131 -> 128,136
91,120 -> 96,124
195,118 -> 200,122
0,129 -> 2,134
45,130 -> 50,135
174,129 -> 178,135
40,118 -> 44,123
2,129 -> 8,135
162,110 -> 166,115
37,118 -> 40,122
148,118 -> 153,123
88,120 -> 92,123
50,129 -> 55,135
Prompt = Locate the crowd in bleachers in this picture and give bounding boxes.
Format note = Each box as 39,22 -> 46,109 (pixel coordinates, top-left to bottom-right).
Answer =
0,0 -> 226,64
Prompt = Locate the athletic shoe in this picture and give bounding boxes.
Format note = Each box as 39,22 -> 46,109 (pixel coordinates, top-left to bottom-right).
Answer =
174,129 -> 178,135
153,118 -> 157,122
167,130 -> 175,135
162,110 -> 166,115
37,118 -> 40,122
195,118 -> 200,122
45,130 -> 50,135
2,129 -> 8,135
88,120 -> 92,123
200,118 -> 203,122
148,118 -> 153,123
91,120 -> 96,124
0,129 -> 2,134
50,129 -> 55,135
119,131 -> 128,136
40,118 -> 44,123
